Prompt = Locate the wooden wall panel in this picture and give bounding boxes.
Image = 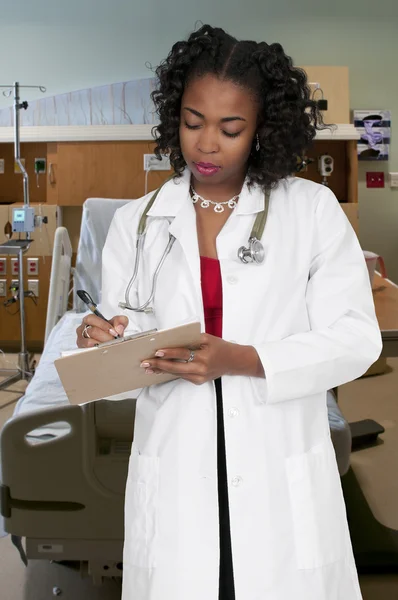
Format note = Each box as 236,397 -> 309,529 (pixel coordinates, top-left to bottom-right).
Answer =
0,142 -> 48,204
52,141 -> 173,206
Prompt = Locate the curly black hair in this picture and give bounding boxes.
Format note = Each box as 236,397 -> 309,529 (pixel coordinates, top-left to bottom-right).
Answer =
151,24 -> 330,191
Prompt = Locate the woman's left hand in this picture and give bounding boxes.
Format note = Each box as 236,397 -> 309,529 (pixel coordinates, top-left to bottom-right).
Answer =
140,333 -> 264,385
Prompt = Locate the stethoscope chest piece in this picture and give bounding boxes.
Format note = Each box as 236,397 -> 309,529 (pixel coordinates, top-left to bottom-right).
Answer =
238,238 -> 265,264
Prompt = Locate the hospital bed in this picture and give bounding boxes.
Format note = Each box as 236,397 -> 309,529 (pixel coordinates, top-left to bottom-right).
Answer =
0,197 -> 353,585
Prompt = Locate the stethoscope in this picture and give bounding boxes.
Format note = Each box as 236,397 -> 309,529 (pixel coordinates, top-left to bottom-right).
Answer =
118,181 -> 270,313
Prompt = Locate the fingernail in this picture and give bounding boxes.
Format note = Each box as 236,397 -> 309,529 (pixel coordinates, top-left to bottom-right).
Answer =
109,328 -> 118,337
140,362 -> 150,368
116,325 -> 125,335
155,351 -> 165,357
146,369 -> 154,374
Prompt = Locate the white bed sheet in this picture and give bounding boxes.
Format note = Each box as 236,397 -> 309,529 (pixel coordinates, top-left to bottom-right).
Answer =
12,311 -> 85,435
12,310 -> 139,437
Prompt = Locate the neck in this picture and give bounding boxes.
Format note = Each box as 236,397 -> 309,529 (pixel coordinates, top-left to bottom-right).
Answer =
191,171 -> 246,202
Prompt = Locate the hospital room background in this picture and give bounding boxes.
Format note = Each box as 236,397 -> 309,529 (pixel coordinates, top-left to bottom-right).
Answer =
0,0 -> 397,598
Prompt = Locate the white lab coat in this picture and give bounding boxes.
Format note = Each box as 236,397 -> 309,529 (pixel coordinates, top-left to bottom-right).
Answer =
101,169 -> 382,600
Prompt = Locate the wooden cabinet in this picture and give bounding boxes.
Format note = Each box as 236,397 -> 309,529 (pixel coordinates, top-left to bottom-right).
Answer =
46,141 -> 173,205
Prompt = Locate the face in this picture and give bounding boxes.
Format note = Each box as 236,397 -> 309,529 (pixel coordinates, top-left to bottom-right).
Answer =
179,74 -> 258,187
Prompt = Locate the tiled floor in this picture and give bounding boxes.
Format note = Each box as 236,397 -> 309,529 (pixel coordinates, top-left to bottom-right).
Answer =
1,354 -> 398,599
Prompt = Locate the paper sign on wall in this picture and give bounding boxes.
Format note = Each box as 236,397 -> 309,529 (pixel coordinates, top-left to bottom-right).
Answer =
354,110 -> 391,161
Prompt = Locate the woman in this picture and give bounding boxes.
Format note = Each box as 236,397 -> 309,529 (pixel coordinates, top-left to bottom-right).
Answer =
77,25 -> 382,600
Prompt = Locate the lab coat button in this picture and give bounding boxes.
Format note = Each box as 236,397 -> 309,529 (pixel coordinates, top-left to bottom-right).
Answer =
231,476 -> 243,487
228,407 -> 239,418
227,275 -> 238,285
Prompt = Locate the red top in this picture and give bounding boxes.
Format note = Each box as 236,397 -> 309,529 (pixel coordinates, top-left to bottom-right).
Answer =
200,256 -> 223,338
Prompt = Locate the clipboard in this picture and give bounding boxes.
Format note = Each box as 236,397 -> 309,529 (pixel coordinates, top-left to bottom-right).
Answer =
54,321 -> 201,405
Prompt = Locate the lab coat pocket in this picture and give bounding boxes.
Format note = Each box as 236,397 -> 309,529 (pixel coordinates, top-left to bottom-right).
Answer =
285,439 -> 348,570
124,451 -> 160,568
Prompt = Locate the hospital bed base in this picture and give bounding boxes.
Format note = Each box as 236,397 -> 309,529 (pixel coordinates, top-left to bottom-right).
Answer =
1,399 -> 136,586
26,538 -> 124,585
342,466 -> 398,574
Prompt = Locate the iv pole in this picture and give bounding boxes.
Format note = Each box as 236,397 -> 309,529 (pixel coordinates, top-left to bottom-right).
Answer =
0,82 -> 46,397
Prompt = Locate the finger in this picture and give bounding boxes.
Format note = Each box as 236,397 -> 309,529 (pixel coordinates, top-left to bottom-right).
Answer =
154,347 -> 195,361
110,315 -> 129,336
199,333 -> 211,346
140,358 -> 203,376
83,314 -> 116,335
76,335 -> 99,349
85,326 -> 115,343
77,323 -> 114,346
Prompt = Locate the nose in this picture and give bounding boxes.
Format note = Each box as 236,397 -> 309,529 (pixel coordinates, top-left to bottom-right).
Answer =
197,127 -> 219,154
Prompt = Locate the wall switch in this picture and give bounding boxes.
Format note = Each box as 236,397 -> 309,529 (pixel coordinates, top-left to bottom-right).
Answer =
0,159 -> 4,174
11,257 -> 19,275
143,154 -> 171,171
27,257 -> 39,275
389,172 -> 398,188
0,280 -> 6,297
0,258 -> 6,275
366,172 -> 385,188
28,279 -> 39,297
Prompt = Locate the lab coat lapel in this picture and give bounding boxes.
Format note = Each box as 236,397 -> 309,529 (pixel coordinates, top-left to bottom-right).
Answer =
146,169 -> 203,319
168,199 -> 203,317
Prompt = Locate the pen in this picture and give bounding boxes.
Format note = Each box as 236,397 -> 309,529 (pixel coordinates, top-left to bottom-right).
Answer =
76,289 -> 122,339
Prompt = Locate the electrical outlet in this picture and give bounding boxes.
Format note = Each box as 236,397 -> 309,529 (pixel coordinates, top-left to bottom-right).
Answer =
0,159 -> 4,174
143,154 -> 171,171
11,257 -> 19,275
366,172 -> 385,188
27,257 -> 39,275
11,279 -> 19,290
0,280 -> 6,297
0,258 -> 6,275
389,172 -> 398,188
34,158 -> 46,174
28,279 -> 39,297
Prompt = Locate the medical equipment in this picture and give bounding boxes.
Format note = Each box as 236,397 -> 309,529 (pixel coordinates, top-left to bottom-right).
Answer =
119,184 -> 271,312
0,82 -> 46,395
318,154 -> 334,187
12,207 -> 35,233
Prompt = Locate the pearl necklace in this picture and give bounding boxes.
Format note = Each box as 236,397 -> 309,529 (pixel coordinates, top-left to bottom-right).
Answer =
190,186 -> 239,213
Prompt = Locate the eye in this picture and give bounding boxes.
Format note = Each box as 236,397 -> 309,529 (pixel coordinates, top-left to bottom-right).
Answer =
184,121 -> 201,130
222,131 -> 241,138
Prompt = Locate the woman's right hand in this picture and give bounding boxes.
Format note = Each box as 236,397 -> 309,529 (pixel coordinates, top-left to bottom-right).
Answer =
76,315 -> 129,348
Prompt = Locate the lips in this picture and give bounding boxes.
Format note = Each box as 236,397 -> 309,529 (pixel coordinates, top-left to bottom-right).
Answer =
194,162 -> 221,176
196,162 -> 219,168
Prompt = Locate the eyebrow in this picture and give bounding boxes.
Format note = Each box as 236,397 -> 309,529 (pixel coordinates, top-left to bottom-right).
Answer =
184,107 -> 246,123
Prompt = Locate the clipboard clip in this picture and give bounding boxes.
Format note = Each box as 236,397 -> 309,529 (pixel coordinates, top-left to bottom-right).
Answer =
96,329 -> 158,349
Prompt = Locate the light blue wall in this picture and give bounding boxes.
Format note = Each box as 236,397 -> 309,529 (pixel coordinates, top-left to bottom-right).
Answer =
1,2 -> 397,279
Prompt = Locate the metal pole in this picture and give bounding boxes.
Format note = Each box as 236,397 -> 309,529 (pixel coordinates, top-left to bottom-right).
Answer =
13,82 -> 31,241
18,247 -> 26,355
